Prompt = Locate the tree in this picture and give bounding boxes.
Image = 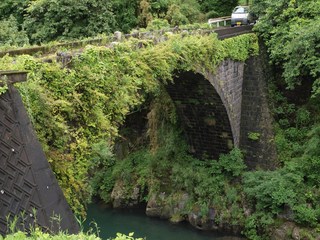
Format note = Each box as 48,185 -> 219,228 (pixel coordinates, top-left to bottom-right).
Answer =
111,0 -> 139,33
198,0 -> 238,18
165,0 -> 202,26
0,15 -> 29,47
253,0 -> 320,93
138,0 -> 153,27
149,0 -> 170,18
23,0 -> 116,44
0,0 -> 30,24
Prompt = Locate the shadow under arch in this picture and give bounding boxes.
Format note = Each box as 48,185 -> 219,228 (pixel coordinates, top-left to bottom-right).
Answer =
166,71 -> 234,160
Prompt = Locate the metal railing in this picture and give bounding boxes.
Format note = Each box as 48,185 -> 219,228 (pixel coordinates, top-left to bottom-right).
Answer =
208,16 -> 231,27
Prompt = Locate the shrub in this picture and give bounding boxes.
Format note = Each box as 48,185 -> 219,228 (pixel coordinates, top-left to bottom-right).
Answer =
0,15 -> 29,48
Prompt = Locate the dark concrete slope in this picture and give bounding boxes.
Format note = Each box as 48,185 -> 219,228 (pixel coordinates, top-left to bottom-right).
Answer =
0,72 -> 79,235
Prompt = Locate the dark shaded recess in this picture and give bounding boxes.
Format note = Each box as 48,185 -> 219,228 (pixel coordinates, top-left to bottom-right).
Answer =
114,107 -> 150,160
270,58 -> 314,107
166,71 -> 233,160
279,76 -> 313,106
0,83 -> 79,236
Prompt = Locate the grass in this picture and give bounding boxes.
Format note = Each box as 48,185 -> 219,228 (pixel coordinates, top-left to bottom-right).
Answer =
0,213 -> 144,240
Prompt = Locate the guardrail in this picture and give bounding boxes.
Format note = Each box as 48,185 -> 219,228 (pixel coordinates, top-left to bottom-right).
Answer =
208,16 -> 231,27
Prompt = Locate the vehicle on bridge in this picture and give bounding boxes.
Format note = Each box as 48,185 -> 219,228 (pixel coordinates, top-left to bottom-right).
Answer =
231,6 -> 257,27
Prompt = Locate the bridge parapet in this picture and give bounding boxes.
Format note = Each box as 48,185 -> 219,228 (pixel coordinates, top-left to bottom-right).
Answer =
0,26 -> 253,59
208,16 -> 231,27
0,71 -> 28,84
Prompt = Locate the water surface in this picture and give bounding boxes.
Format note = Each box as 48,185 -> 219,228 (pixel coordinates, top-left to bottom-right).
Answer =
85,203 -> 245,240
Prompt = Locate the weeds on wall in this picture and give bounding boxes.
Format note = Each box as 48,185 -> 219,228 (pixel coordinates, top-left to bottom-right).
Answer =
0,75 -> 8,95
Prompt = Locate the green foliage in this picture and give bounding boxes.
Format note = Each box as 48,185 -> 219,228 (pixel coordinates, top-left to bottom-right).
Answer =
0,16 -> 29,48
0,76 -> 8,95
247,132 -> 260,141
0,0 -> 29,24
110,232 -> 145,240
2,231 -> 100,240
0,0 -> 252,46
23,0 -> 116,43
293,204 -> 319,227
221,33 -> 259,60
0,32 -> 257,218
199,0 -> 238,18
243,212 -> 274,240
243,169 -> 300,237
253,0 -> 320,94
138,0 -> 153,28
244,169 -> 303,214
218,148 -> 246,177
2,211 -> 142,240
1,230 -> 143,240
146,18 -> 170,31
112,0 -> 139,33
165,0 -> 202,26
242,82 -> 320,237
89,141 -> 116,203
138,0 -> 203,27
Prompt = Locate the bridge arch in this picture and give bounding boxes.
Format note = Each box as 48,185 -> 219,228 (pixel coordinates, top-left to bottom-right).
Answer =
165,60 -> 245,160
166,70 -> 232,160
201,59 -> 245,148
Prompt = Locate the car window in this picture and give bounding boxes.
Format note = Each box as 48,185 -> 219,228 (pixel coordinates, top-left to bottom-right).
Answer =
233,7 -> 249,14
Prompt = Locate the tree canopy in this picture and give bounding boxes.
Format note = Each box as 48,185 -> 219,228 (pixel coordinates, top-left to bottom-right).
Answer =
253,0 -> 320,94
0,0 -> 238,44
23,0 -> 116,43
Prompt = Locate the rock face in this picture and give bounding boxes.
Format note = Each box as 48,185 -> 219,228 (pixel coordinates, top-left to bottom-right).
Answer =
145,192 -> 241,232
146,192 -> 189,222
188,208 -> 218,230
271,222 -> 296,240
111,180 -> 141,208
146,193 -> 172,219
270,221 -> 320,240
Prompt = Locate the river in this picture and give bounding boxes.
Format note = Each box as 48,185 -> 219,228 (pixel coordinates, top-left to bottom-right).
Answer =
85,203 -> 246,240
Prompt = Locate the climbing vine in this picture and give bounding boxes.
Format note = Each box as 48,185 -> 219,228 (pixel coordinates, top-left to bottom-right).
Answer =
0,75 -> 8,95
0,33 -> 258,217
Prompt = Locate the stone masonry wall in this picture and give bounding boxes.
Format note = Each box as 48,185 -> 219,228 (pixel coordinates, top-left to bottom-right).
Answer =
166,53 -> 277,169
202,59 -> 245,147
239,43 -> 277,169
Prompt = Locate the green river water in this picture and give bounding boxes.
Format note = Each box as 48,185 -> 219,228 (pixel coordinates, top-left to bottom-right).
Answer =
85,203 -> 246,240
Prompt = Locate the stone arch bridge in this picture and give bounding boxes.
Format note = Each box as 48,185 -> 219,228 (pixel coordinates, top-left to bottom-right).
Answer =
0,25 -> 276,236
166,52 -> 276,168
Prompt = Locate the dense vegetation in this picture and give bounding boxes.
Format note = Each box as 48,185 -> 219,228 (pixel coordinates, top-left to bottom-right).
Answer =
242,0 -> 320,239
0,32 -> 258,216
0,0 -> 237,45
0,0 -> 319,239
